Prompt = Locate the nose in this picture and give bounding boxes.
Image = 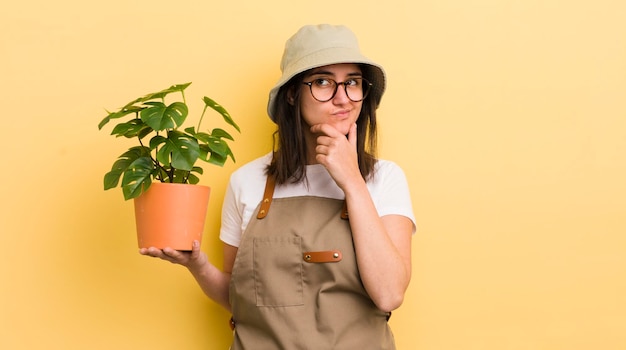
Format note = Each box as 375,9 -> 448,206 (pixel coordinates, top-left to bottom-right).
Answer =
332,83 -> 350,104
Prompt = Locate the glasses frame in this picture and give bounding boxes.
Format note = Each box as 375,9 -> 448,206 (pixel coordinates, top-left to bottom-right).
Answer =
302,77 -> 372,103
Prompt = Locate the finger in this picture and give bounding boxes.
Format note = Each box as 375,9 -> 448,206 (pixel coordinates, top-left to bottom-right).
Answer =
315,135 -> 332,147
315,144 -> 329,156
310,124 -> 342,137
163,247 -> 183,259
190,240 -> 201,259
310,124 -> 324,135
162,247 -> 192,265
141,247 -> 166,258
147,247 -> 163,256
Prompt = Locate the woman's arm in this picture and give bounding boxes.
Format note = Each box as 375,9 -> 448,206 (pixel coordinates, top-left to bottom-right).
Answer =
140,241 -> 238,312
311,123 -> 413,312
344,187 -> 413,312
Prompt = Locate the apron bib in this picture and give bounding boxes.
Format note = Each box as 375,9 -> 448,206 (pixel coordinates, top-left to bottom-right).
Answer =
229,175 -> 395,349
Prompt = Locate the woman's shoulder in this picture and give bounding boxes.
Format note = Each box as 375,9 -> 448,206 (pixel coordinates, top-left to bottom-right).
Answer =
372,158 -> 407,180
230,153 -> 272,181
227,153 -> 273,201
374,158 -> 401,169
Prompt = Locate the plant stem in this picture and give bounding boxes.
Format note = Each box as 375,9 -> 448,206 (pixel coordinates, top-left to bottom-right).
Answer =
137,127 -> 165,182
197,104 -> 208,131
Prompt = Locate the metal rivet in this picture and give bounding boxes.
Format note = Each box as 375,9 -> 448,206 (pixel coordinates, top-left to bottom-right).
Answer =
333,253 -> 339,259
305,254 -> 311,261
259,209 -> 266,215
263,198 -> 270,203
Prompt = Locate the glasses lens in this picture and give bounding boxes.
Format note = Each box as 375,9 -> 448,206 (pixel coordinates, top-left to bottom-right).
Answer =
309,79 -> 335,102
308,78 -> 371,102
345,78 -> 368,102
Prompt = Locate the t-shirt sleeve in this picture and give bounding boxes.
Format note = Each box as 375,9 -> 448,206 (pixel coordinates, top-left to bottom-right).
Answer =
373,161 -> 417,233
219,154 -> 272,247
219,179 -> 243,247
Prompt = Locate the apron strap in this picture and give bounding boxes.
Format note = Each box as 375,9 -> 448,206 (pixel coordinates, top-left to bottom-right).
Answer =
340,202 -> 349,220
256,174 -> 276,219
256,174 -> 349,220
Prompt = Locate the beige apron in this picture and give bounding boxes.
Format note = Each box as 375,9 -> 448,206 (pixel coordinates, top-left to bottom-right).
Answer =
228,175 -> 395,349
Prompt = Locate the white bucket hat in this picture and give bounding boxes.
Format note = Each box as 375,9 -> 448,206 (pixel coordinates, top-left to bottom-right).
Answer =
267,24 -> 386,122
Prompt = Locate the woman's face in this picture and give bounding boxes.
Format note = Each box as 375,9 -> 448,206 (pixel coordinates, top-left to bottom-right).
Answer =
298,63 -> 363,136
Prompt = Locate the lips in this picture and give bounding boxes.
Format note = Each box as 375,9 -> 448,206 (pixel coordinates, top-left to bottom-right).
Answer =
332,109 -> 352,118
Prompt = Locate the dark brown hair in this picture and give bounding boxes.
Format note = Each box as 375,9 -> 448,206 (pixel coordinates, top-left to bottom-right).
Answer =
267,65 -> 379,185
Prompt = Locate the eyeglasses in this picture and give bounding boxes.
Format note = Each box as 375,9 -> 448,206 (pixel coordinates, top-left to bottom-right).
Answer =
302,77 -> 372,102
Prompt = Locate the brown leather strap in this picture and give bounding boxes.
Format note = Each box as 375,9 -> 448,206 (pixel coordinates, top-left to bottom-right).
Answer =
257,174 -> 276,219
340,201 -> 349,220
257,174 -> 348,220
303,250 -> 343,263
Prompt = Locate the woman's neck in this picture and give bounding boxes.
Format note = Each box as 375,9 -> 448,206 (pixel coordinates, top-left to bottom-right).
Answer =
304,129 -> 319,165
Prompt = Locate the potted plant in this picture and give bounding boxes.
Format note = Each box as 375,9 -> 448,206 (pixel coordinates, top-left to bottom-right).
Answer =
98,82 -> 240,250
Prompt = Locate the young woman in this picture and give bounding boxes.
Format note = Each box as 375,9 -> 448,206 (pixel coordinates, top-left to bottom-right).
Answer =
141,24 -> 416,349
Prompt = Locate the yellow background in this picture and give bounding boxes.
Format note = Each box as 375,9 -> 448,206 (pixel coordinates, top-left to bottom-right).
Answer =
1,0 -> 625,349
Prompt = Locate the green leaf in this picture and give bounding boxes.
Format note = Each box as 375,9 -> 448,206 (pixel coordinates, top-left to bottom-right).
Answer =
137,125 -> 153,139
136,82 -> 192,102
150,131 -> 199,171
120,157 -> 154,200
210,128 -> 234,141
98,83 -> 191,131
206,137 -> 229,157
185,166 -> 203,184
187,173 -> 200,184
98,106 -> 143,130
149,135 -> 173,167
207,151 -> 227,167
104,169 -> 123,191
110,118 -> 149,138
140,101 -> 188,131
155,144 -> 172,167
103,146 -> 151,190
149,135 -> 168,150
193,131 -> 212,143
171,169 -> 190,183
200,143 -> 235,165
202,96 -> 240,132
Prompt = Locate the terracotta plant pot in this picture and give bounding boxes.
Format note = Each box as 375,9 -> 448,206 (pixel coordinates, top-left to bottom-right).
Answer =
133,182 -> 211,250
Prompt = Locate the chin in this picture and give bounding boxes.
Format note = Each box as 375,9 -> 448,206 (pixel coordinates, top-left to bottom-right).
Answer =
326,124 -> 349,136
330,119 -> 355,135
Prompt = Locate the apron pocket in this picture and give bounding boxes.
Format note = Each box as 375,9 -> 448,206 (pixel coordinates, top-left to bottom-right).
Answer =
253,236 -> 304,307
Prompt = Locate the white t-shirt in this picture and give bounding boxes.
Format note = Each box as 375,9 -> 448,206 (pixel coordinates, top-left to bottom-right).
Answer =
220,153 -> 416,247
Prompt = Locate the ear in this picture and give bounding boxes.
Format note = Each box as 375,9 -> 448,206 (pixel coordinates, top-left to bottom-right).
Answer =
287,86 -> 296,105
